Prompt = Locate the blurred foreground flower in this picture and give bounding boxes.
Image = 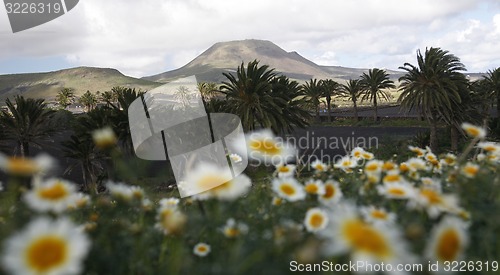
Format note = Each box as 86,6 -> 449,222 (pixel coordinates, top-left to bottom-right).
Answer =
425,216 -> 469,265
1,217 -> 90,275
239,130 -> 295,165
221,218 -> 249,238
155,203 -> 187,235
275,163 -> 296,178
0,153 -> 54,177
178,163 -> 233,198
461,123 -> 486,139
24,178 -> 79,213
92,127 -> 117,149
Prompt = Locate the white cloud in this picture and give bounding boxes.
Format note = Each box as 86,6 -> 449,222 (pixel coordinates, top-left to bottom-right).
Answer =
0,0 -> 498,77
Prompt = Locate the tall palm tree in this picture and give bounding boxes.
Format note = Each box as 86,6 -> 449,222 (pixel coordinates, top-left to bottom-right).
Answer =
100,91 -> 115,108
483,67 -> 500,127
320,79 -> 340,122
301,79 -> 325,122
0,96 -> 55,156
339,79 -> 363,121
398,47 -> 467,152
56,88 -> 75,109
221,60 -> 278,131
79,90 -> 98,112
359,68 -> 396,121
197,82 -> 219,102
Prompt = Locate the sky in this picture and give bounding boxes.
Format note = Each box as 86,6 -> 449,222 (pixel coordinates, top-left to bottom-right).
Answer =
0,0 -> 499,78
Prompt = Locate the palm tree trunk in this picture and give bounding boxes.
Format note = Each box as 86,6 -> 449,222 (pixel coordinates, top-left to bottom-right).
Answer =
353,100 -> 359,121
326,96 -> 332,122
373,95 -> 378,121
429,116 -> 438,152
316,106 -> 320,122
450,125 -> 459,152
20,141 -> 29,157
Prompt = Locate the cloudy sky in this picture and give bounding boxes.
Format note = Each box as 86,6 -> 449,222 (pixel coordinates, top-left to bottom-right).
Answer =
0,0 -> 499,77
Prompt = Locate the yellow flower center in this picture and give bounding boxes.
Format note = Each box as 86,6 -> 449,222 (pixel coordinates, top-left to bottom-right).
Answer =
249,139 -> 281,155
383,174 -> 401,183
371,210 -> 387,219
315,164 -> 324,171
445,157 -> 455,165
309,213 -> 324,228
38,182 -> 68,201
305,184 -> 319,194
224,228 -> 240,237
484,145 -> 496,152
323,184 -> 335,199
383,162 -> 395,171
26,236 -> 68,273
342,161 -> 352,167
464,166 -> 478,176
342,219 -> 391,258
399,163 -> 409,172
465,127 -> 480,137
354,151 -> 361,157
362,153 -> 373,159
420,189 -> 442,204
198,175 -> 229,191
280,184 -> 296,196
387,187 -> 406,196
278,166 -> 290,173
7,158 -> 39,176
365,163 -> 379,172
436,228 -> 461,261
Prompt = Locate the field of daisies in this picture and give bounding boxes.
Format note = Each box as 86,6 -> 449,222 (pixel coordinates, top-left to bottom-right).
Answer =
0,122 -> 499,275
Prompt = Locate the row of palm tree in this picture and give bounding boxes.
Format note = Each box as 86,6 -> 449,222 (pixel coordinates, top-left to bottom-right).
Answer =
55,87 -> 124,112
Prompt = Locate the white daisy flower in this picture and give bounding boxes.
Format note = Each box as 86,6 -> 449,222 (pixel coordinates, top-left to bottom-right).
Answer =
239,129 -> 295,165
193,243 -> 211,257
106,181 -> 134,201
461,162 -> 480,178
23,178 -> 78,213
461,123 -> 486,139
159,198 -> 180,208
425,216 -> 469,264
155,205 -> 187,235
320,203 -> 414,272
408,145 -> 426,157
202,173 -> 252,201
229,153 -> 243,164
318,180 -> 343,206
360,206 -> 396,225
178,162 -> 233,198
310,159 -> 328,172
275,163 -> 296,178
92,127 -> 117,149
440,153 -> 457,166
406,157 -> 428,172
363,159 -> 383,175
477,141 -> 500,155
409,187 -> 460,218
304,179 -> 325,195
351,147 -> 366,160
334,156 -> 357,173
381,161 -> 398,172
67,193 -> 91,210
420,177 -> 441,190
0,153 -> 55,177
221,218 -> 249,238
1,217 -> 90,275
377,182 -> 416,200
271,177 -> 306,202
304,208 -> 329,233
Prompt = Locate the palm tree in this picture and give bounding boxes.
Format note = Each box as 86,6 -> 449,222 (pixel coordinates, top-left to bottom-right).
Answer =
398,47 -> 467,152
0,96 -> 55,156
320,79 -> 340,122
301,79 -> 325,122
79,90 -> 98,112
197,82 -> 219,102
339,79 -> 363,121
100,91 -> 115,108
55,88 -> 75,109
359,68 -> 396,121
220,60 -> 277,131
62,135 -> 103,193
483,67 -> 500,127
